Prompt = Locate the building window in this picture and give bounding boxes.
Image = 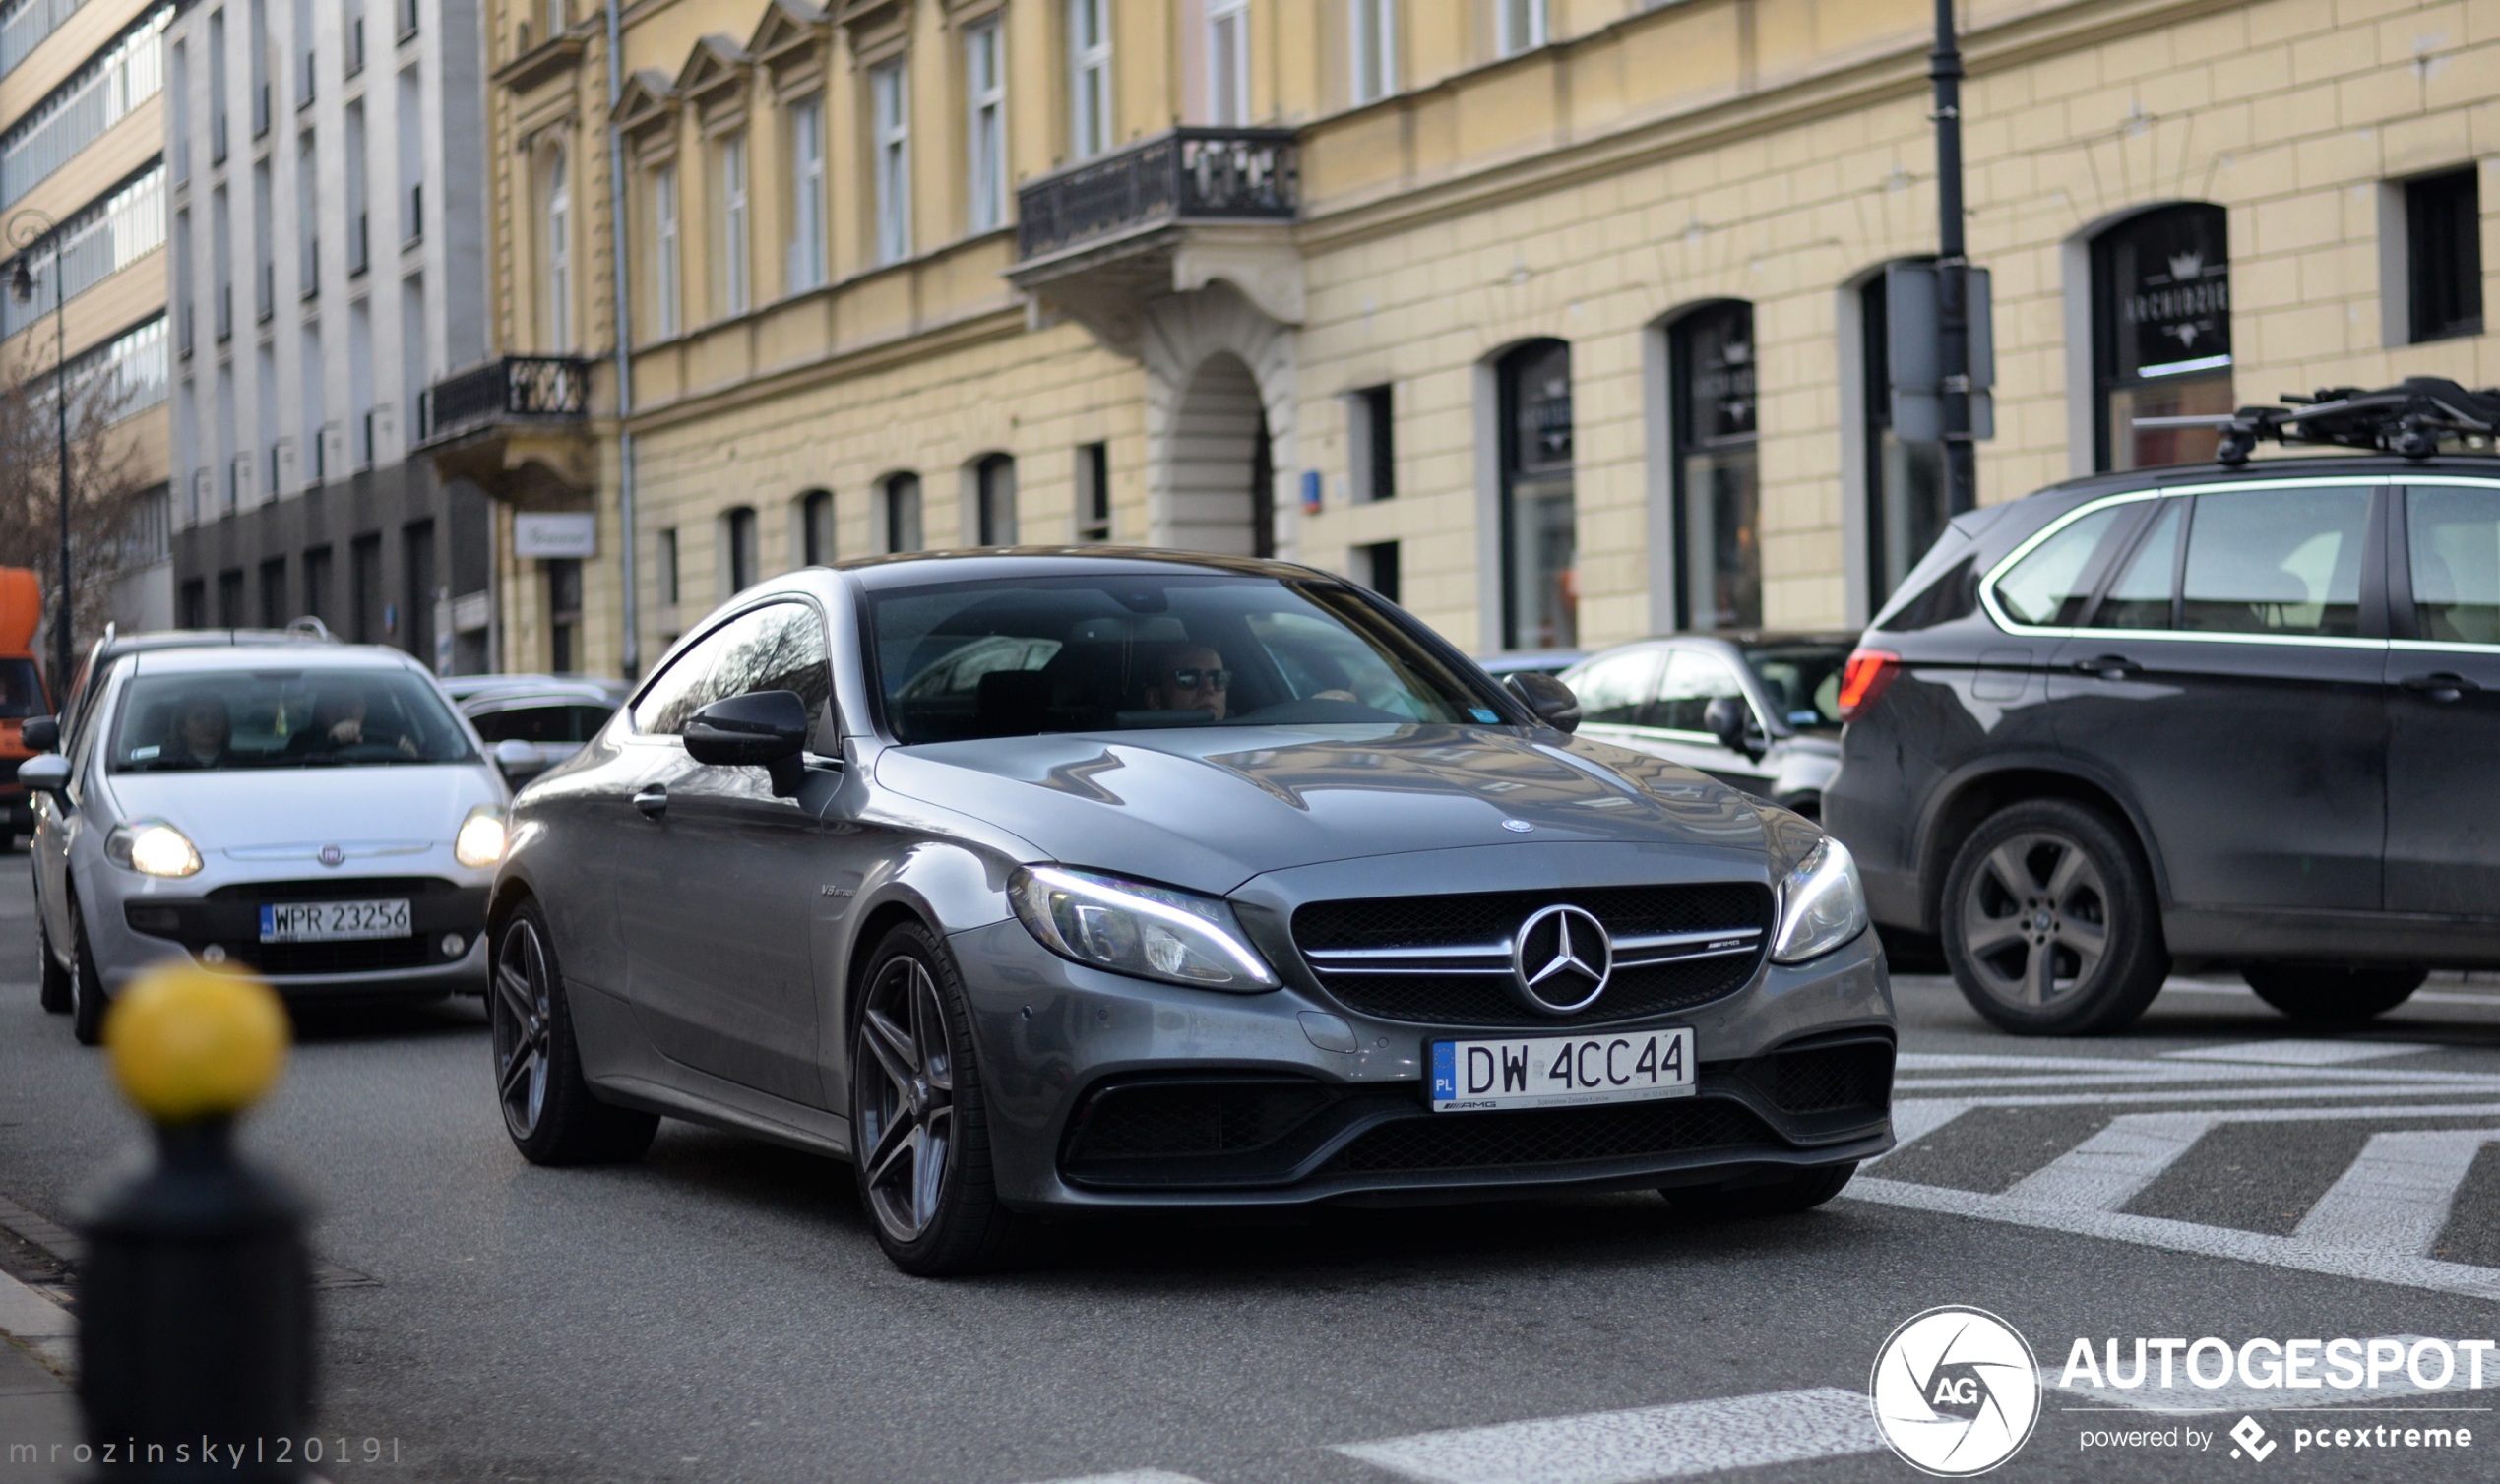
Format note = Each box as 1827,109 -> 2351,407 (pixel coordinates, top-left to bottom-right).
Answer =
546,558 -> 582,671
1357,539 -> 1401,604
404,519 -> 436,665
218,569 -> 245,628
786,94 -> 826,292
1349,384 -> 1394,501
715,132 -> 749,317
542,144 -> 571,348
1671,302 -> 1760,631
178,579 -> 206,628
799,489 -> 834,565
1350,0 -> 1395,105
657,526 -> 679,604
302,544 -> 332,624
882,473 -> 923,553
722,505 -> 758,594
871,63 -> 910,266
1067,0 -> 1110,159
651,162 -> 680,338
1207,0 -> 1247,126
965,20 -> 1005,235
1497,340 -> 1576,650
2093,203 -> 2231,471
1075,441 -> 1110,541
2406,168 -> 2483,343
974,455 -> 1016,545
1496,0 -> 1546,58
258,556 -> 288,629
1860,270 -> 1946,609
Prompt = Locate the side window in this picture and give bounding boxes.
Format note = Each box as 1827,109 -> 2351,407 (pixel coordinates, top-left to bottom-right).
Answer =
2407,486 -> 2500,645
2089,500 -> 2182,629
1654,649 -> 1746,734
709,601 -> 840,752
631,626 -> 740,736
1992,504 -> 2130,627
1562,649 -> 1660,727
2180,487 -> 2371,637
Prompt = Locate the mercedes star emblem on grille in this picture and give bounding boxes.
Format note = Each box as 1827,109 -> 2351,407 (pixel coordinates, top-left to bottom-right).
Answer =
1509,903 -> 1612,1015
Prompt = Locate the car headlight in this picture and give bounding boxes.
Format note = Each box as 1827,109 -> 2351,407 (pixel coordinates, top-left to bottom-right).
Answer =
108,821 -> 204,878
454,806 -> 508,868
1770,837 -> 1868,964
1009,865 -> 1279,992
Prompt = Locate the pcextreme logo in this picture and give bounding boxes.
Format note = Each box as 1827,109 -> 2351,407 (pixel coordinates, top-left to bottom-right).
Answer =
1870,1306 -> 2043,1476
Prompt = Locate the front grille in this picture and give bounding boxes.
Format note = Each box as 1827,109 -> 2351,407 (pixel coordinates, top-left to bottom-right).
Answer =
1292,883 -> 1772,1026
203,877 -> 461,902
224,938 -> 440,975
1319,1097 -> 1776,1175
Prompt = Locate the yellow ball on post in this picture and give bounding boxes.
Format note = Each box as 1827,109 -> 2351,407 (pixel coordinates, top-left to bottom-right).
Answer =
101,963 -> 289,1123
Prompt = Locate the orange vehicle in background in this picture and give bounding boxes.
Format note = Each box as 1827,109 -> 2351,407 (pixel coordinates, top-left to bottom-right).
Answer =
0,568 -> 50,850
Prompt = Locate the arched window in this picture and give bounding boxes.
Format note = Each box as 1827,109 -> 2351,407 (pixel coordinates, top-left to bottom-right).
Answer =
2094,204 -> 2231,470
798,488 -> 834,565
974,455 -> 1017,545
722,505 -> 758,594
882,473 -> 923,553
1860,269 -> 1947,607
542,144 -> 571,349
1670,302 -> 1759,631
1498,340 -> 1576,650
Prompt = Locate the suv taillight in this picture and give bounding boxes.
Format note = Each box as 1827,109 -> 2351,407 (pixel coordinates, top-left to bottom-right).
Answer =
1837,649 -> 1901,722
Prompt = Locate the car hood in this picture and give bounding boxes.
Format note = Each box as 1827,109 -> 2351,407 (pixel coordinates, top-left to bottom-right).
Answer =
104,765 -> 502,854
874,724 -> 1771,895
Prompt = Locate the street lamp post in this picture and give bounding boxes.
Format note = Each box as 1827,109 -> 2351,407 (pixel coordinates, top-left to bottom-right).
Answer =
8,209 -> 70,695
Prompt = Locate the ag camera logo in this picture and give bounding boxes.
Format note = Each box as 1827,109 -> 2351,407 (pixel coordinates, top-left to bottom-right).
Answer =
1871,1306 -> 2042,1476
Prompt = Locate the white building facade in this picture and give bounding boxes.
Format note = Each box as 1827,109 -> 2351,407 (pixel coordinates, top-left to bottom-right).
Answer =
165,0 -> 491,670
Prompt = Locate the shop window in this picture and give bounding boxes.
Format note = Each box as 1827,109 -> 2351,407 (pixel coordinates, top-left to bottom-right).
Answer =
1498,340 -> 1576,649
1860,270 -> 1947,609
1671,302 -> 1760,630
2094,204 -> 2231,471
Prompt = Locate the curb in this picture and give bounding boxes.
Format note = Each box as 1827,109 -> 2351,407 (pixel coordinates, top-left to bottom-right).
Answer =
0,1267 -> 72,1375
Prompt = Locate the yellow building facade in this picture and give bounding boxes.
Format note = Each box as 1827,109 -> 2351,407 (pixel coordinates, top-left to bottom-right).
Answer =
445,0 -> 2500,678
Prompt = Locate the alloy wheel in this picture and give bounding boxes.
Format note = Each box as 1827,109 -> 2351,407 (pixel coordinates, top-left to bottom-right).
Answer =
492,918 -> 555,1140
1958,830 -> 2109,1009
853,955 -> 956,1245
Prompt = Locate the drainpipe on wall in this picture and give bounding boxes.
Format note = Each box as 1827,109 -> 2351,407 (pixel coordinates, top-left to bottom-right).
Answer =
605,0 -> 640,679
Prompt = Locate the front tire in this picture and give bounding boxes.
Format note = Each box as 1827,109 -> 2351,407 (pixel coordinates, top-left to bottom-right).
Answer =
491,900 -> 657,1165
1942,799 -> 2169,1035
35,914 -> 70,1014
68,898 -> 107,1046
2243,964 -> 2426,1025
848,923 -> 1025,1276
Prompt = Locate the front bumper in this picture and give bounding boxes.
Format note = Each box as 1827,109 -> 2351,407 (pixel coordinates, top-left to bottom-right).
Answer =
949,917 -> 1894,1212
90,867 -> 492,998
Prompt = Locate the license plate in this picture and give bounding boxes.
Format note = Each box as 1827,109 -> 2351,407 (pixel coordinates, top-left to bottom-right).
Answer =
258,899 -> 412,943
1429,1027 -> 1695,1112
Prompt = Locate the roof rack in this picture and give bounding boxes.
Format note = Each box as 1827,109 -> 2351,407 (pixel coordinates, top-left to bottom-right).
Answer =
2186,378 -> 2500,464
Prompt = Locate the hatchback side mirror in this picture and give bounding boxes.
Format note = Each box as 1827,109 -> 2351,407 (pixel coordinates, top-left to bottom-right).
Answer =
491,738 -> 549,786
685,690 -> 811,795
1702,696 -> 1764,759
19,751 -> 69,802
1505,673 -> 1582,734
20,714 -> 57,752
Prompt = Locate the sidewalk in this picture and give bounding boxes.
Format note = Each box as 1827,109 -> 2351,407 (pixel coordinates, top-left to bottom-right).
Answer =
0,1270 -> 78,1483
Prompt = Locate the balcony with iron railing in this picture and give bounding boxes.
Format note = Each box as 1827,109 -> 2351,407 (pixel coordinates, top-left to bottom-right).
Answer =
416,355 -> 596,502
1007,127 -> 1302,353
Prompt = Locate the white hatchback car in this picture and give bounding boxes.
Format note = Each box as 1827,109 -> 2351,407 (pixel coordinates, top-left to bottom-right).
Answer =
21,643 -> 510,1042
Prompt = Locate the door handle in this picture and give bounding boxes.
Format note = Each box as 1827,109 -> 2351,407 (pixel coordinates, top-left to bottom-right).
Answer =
2071,654 -> 2142,679
633,784 -> 669,819
2400,672 -> 2480,703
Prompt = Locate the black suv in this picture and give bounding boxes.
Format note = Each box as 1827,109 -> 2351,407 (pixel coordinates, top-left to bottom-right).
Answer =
1826,382 -> 2500,1033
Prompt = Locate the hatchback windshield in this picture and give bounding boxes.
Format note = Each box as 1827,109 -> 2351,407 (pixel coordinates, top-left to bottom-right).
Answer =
1741,642 -> 1852,732
871,574 -> 1505,744
110,669 -> 477,771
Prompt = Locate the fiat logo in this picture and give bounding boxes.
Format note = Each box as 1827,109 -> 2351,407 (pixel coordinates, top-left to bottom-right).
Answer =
318,844 -> 345,868
1508,904 -> 1613,1016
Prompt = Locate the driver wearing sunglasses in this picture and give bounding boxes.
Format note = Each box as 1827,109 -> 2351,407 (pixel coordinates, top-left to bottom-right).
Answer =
1142,644 -> 1230,721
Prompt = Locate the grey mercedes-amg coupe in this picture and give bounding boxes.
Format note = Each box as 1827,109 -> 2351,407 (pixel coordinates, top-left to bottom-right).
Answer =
488,550 -> 1894,1274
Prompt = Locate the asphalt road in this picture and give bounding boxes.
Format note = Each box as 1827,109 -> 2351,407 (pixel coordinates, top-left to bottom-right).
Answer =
3,856 -> 2499,1484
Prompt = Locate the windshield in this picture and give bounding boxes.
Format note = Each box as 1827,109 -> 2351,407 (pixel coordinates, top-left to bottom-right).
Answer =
1741,643 -> 1853,732
870,574 -> 1507,744
0,657 -> 40,719
109,668 -> 478,771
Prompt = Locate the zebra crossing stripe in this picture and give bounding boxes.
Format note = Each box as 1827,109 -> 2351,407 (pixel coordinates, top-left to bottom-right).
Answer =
2163,1040 -> 2439,1066
1019,1473 -> 1210,1484
2001,1113 -> 2219,1212
1331,1387 -> 1881,1484
2294,1130 -> 2500,1256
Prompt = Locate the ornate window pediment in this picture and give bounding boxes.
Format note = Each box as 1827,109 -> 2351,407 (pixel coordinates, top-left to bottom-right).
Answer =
750,0 -> 831,72
611,69 -> 680,138
676,34 -> 754,113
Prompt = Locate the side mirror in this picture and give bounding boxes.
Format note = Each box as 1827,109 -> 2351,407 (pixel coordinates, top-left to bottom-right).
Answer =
1702,696 -> 1764,759
20,714 -> 57,752
491,738 -> 550,786
1505,672 -> 1582,734
19,751 -> 69,802
684,689 -> 811,796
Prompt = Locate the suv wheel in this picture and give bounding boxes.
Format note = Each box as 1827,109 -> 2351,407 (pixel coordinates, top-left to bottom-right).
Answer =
35,915 -> 70,1014
1942,799 -> 2169,1035
2242,964 -> 2426,1025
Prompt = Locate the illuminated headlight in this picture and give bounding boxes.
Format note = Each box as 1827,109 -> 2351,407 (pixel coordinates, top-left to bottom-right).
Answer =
107,821 -> 204,878
1769,837 -> 1869,964
454,806 -> 509,868
1009,866 -> 1279,992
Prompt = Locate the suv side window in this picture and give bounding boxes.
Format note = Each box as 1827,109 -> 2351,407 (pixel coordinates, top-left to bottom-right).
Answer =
2179,486 -> 2371,637
2089,499 -> 2183,629
1566,649 -> 1661,727
1654,649 -> 1746,733
2406,485 -> 2500,644
1992,504 -> 2131,626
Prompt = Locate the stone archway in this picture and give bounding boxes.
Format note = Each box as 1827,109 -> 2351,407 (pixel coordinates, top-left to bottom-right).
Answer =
1141,280 -> 1297,559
